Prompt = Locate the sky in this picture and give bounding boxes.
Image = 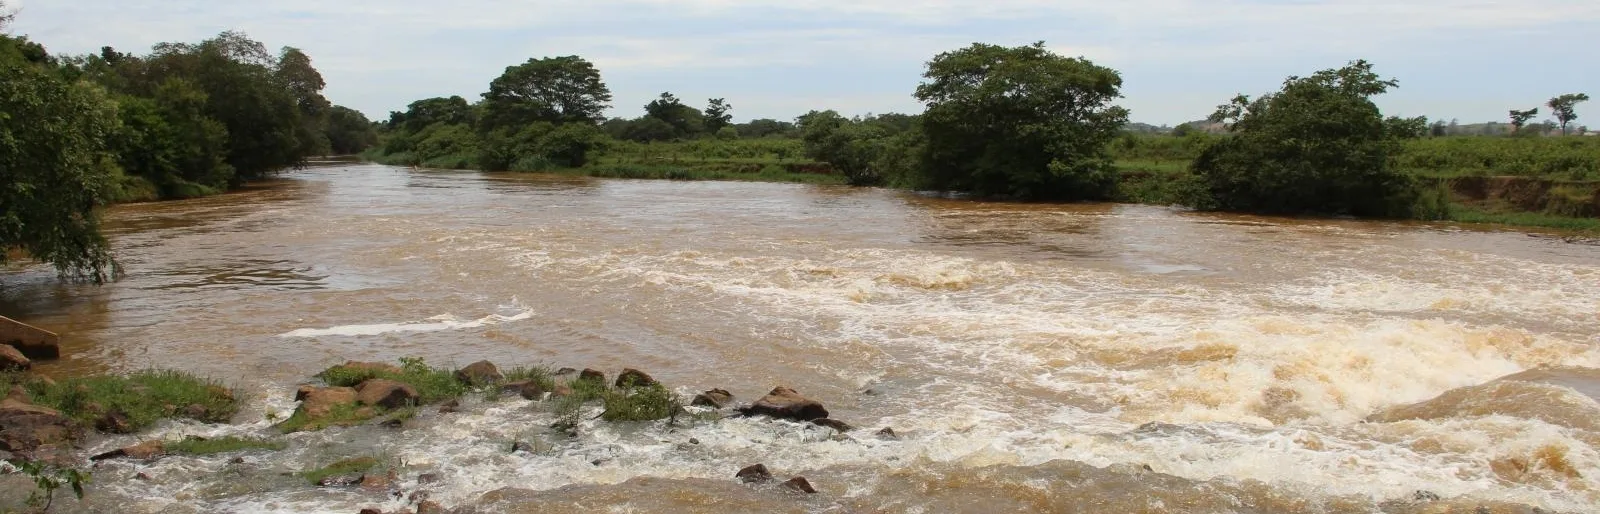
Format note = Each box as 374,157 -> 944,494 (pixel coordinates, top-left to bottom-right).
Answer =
6,0 -> 1597,126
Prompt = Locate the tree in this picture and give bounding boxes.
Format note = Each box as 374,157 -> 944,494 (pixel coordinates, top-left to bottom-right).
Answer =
735,118 -> 796,138
1509,108 -> 1539,133
480,55 -> 610,130
1547,93 -> 1589,136
326,105 -> 378,154
914,42 -> 1128,199
1,32 -> 121,281
704,98 -> 732,133
644,92 -> 704,138
1190,60 -> 1425,218
277,47 -> 332,156
1429,120 -> 1447,137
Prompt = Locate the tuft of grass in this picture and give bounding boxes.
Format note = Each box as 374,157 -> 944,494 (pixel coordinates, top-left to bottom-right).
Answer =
166,436 -> 286,456
317,358 -> 468,404
8,370 -> 238,433
486,365 -> 558,401
600,383 -> 682,422
549,379 -> 682,431
299,456 -> 379,485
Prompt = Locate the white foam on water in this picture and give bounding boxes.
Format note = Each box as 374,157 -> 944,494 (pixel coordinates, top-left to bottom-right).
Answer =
277,304 -> 535,338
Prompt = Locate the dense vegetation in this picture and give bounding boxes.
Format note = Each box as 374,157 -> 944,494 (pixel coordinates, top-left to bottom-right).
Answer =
1,4 -> 378,279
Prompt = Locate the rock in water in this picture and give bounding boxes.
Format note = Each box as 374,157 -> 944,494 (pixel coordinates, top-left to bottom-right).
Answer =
812,418 -> 854,432
0,345 -> 30,371
356,379 -> 419,409
614,368 -> 658,388
736,463 -> 773,483
740,387 -> 829,421
0,399 -> 81,458
691,389 -> 735,409
455,361 -> 503,386
95,409 -> 133,433
782,476 -> 818,494
438,399 -> 460,413
876,427 -> 898,439
295,384 -> 317,401
416,501 -> 447,514
578,368 -> 606,383
501,380 -> 548,400
301,387 -> 359,418
90,439 -> 165,461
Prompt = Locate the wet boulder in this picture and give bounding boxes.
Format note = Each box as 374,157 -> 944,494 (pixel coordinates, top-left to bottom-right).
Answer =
876,427 -> 899,439
356,379 -> 419,409
301,386 -> 360,418
0,398 -> 81,459
614,368 -> 658,388
739,387 -> 829,421
416,501 -> 447,514
501,380 -> 547,400
782,476 -> 818,494
90,439 -> 165,461
811,418 -> 854,432
295,384 -> 317,401
95,409 -> 134,433
691,389 -> 734,409
736,463 -> 773,483
578,368 -> 606,383
0,344 -> 30,371
455,361 -> 503,386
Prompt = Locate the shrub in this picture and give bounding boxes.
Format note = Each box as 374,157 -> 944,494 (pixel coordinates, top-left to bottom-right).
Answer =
1189,60 -> 1424,217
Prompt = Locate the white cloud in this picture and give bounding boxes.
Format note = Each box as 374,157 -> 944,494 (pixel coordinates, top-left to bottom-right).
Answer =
7,0 -> 1596,124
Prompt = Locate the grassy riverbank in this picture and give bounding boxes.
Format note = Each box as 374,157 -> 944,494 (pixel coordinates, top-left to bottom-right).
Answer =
363,138 -> 1600,235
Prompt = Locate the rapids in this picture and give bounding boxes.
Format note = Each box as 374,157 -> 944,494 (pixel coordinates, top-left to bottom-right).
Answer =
2,160 -> 1598,513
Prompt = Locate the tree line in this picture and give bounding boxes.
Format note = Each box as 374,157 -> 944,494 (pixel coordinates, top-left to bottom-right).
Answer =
2,2 -> 377,281
5,0 -> 1592,281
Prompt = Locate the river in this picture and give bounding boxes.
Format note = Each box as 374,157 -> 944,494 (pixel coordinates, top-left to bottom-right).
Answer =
3,160 -> 1598,513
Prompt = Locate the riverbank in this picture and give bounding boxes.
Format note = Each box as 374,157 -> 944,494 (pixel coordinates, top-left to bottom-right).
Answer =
361,148 -> 1600,235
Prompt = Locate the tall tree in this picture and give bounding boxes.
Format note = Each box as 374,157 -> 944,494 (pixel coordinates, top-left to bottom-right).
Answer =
704,98 -> 732,133
480,55 -> 611,130
1191,60 -> 1424,217
1509,108 -> 1539,134
326,105 -> 379,154
644,92 -> 704,137
1,26 -> 120,281
1547,93 -> 1590,136
914,42 -> 1128,199
277,47 -> 332,156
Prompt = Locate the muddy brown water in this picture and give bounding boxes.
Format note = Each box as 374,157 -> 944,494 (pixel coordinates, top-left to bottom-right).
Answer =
2,160 -> 1599,513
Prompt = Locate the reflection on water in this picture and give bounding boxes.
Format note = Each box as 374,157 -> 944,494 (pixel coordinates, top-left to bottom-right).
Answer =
2,162 -> 1599,513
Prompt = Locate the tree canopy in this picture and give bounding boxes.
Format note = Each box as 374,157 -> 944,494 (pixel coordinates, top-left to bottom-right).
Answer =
1,28 -> 119,280
1190,60 -> 1427,217
913,42 -> 1128,199
1547,94 -> 1589,136
481,56 -> 611,130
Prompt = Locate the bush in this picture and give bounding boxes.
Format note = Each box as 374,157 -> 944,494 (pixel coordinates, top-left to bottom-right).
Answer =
1189,60 -> 1423,217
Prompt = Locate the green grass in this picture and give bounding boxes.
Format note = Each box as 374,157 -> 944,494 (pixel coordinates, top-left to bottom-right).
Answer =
7,370 -> 238,433
299,456 -> 379,485
1444,206 -> 1600,233
165,436 -> 286,456
549,378 -> 682,431
276,402 -> 372,433
316,358 -> 467,404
